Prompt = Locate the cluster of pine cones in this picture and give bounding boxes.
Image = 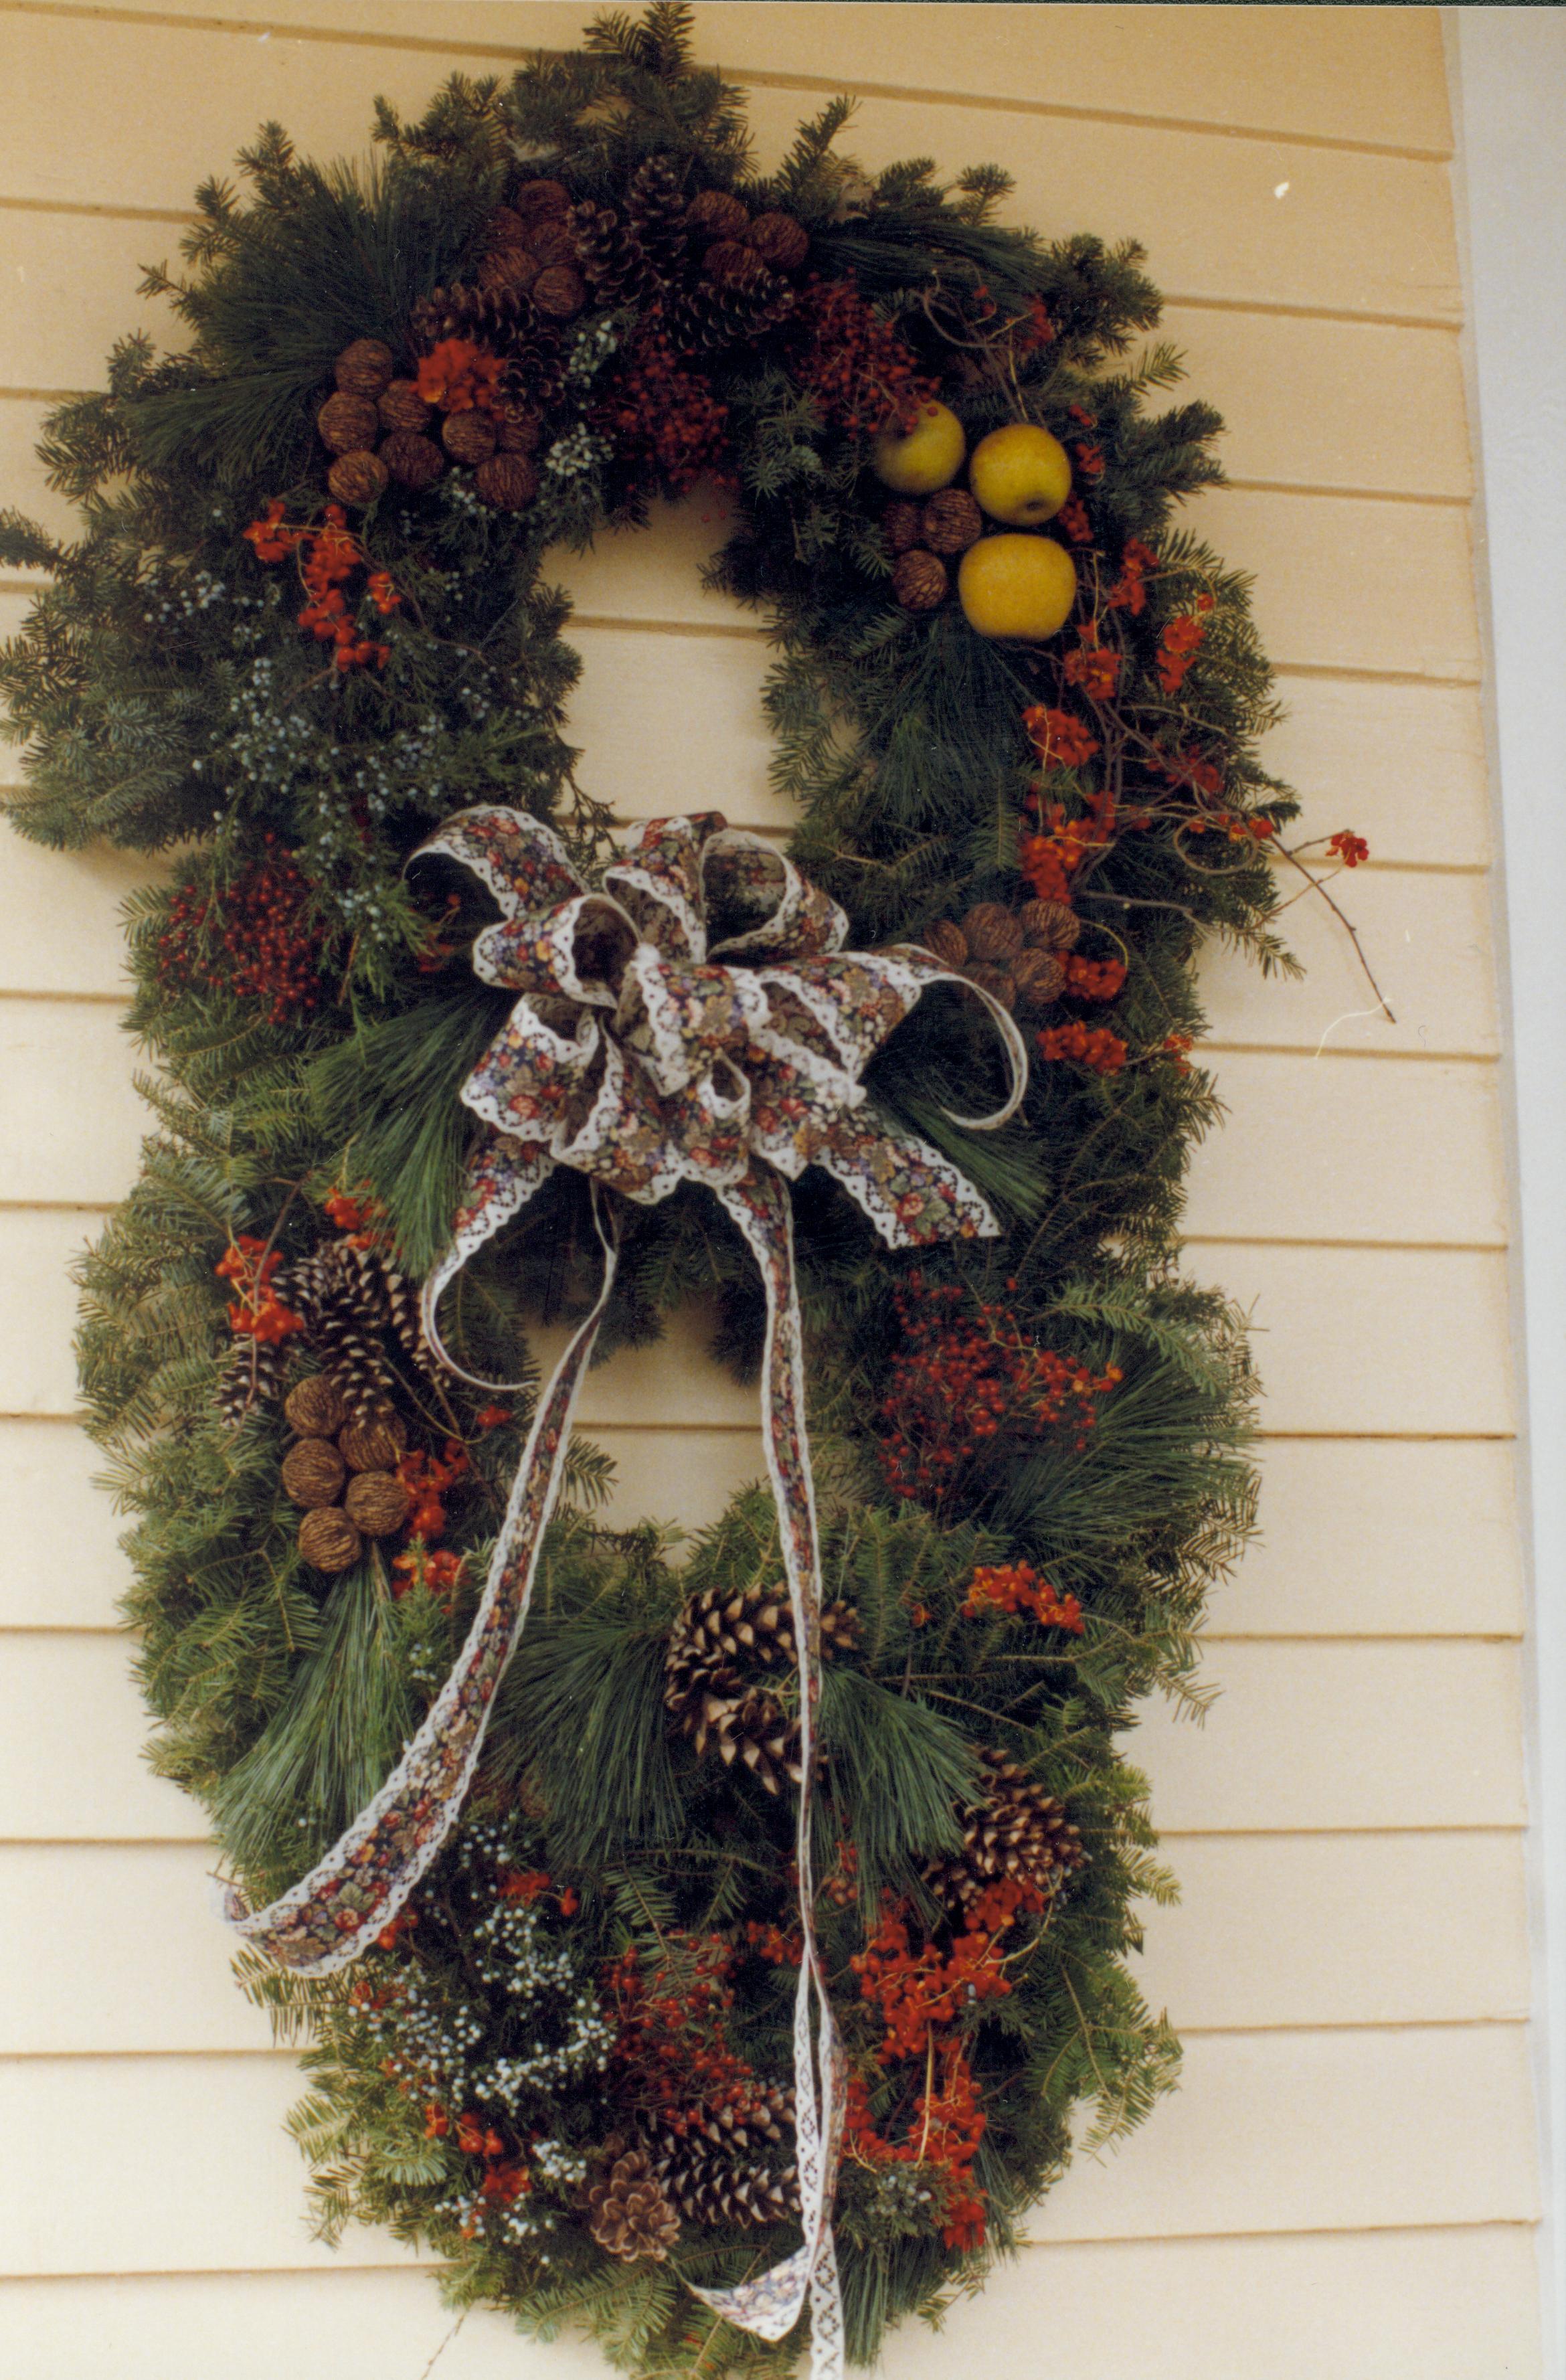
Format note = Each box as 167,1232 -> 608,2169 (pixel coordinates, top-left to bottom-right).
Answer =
218,1238 -> 436,1430
586,2090 -> 800,2260
924,1748 -> 1086,1921
922,896 -> 1082,1017
663,1581 -> 861,1795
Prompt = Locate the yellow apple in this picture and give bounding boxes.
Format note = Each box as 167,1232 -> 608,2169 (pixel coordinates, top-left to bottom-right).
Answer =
968,422 -> 1072,526
871,401 -> 966,496
958,535 -> 1077,642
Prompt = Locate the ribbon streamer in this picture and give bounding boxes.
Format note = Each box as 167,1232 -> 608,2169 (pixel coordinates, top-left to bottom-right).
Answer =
228,809 -> 1027,2373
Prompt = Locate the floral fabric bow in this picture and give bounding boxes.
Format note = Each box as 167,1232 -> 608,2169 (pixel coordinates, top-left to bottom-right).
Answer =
229,809 -> 1027,2377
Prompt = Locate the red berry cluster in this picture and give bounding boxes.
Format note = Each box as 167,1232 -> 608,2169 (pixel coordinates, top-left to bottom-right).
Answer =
845,1887 -> 1055,2254
594,308 -> 731,497
242,500 -> 398,673
1062,632 -> 1120,701
158,838 -> 326,1024
787,276 -> 939,437
1329,829 -> 1370,867
1155,594 -> 1214,695
214,1234 -> 304,1345
394,1440 -> 470,1543
876,1275 -> 1122,1501
962,1561 -> 1084,1634
1037,1019 -> 1128,1076
1023,704 -> 1100,772
415,337 -> 504,417
602,1934 -> 778,2134
1105,535 -> 1160,617
1061,952 -> 1127,1002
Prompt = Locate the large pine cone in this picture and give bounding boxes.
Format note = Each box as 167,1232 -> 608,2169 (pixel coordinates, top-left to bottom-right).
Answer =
642,2104 -> 799,2228
663,266 -> 796,357
922,1749 -> 1086,1921
586,2148 -> 681,2261
664,1584 -> 860,1796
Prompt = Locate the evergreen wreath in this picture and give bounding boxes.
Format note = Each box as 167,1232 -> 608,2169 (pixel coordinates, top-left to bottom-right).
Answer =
0,9 -> 1377,2373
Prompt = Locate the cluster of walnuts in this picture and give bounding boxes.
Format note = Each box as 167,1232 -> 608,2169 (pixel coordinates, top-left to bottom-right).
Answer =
922,897 -> 1082,1017
315,337 -> 541,513
885,487 -> 985,610
278,1375 -> 412,1574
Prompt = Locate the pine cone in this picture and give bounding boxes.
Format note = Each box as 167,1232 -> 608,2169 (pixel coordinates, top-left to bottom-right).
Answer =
586,2148 -> 681,2261
922,1749 -> 1087,1921
664,1585 -> 860,1796
217,1333 -> 292,1428
642,2113 -> 799,2228
622,153 -> 690,276
410,286 -> 566,403
663,268 -> 795,357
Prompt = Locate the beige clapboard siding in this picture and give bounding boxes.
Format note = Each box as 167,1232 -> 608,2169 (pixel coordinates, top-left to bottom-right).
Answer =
54,0 -> 1454,159
0,1207 -> 1520,1433
0,13 -> 1461,324
0,1630 -> 1524,1846
0,1826 -> 1530,2057
0,2022 -> 1537,2275
0,1424 -> 1527,1640
0,1011 -> 1510,1242
0,2228 -> 1544,2380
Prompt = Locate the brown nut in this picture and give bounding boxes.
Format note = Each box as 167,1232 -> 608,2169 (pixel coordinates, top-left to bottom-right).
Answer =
284,1376 -> 348,1438
378,379 -> 432,434
442,409 -> 498,465
1012,947 -> 1068,1011
684,189 -> 750,243
747,211 -> 809,272
317,392 -> 381,454
961,902 -> 1025,962
964,961 -> 1017,1011
1018,896 -> 1081,952
921,918 -> 970,969
298,1506 -> 362,1574
344,1469 -> 412,1538
531,264 -> 586,319
327,450 -> 389,507
339,1412 -> 408,1472
333,339 -> 396,399
891,549 -> 948,611
475,452 -> 539,510
379,430 -> 444,490
281,1438 -> 347,1509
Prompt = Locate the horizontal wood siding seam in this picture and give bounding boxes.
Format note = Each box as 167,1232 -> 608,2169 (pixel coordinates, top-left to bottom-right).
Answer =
0,2 -> 1457,161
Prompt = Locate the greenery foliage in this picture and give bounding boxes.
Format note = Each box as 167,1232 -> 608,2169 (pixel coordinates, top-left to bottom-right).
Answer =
0,8 -> 1297,2373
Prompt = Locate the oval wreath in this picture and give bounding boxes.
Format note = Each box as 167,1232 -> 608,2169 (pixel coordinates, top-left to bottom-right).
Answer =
0,9 -> 1373,2373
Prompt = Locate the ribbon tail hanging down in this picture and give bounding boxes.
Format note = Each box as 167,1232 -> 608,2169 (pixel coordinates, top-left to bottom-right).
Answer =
685,1168 -> 845,2379
224,1189 -> 620,1975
